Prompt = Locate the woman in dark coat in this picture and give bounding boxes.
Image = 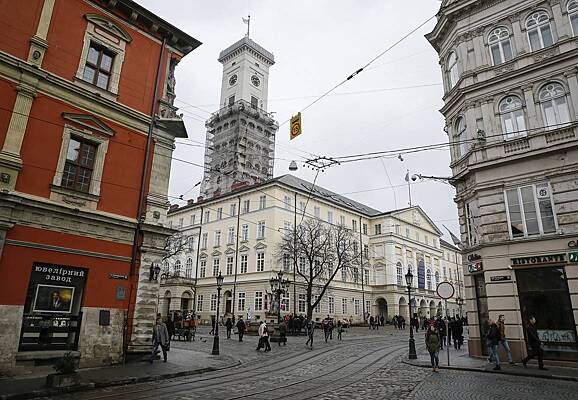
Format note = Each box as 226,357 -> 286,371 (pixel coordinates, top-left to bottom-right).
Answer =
425,324 -> 441,372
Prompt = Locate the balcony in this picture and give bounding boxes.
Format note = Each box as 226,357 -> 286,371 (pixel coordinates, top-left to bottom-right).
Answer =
205,99 -> 278,130
160,275 -> 196,287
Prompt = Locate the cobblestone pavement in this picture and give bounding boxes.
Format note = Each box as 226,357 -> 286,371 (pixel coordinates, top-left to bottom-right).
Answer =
50,328 -> 578,400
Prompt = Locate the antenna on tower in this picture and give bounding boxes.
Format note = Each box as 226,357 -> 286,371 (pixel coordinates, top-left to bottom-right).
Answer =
242,15 -> 251,38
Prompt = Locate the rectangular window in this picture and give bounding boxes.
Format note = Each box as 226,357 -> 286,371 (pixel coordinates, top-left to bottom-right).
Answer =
241,224 -> 249,241
200,260 -> 206,278
298,294 -> 306,313
230,203 -> 237,217
210,294 -> 217,311
341,267 -> 347,282
405,228 -> 410,238
340,216 -> 346,226
242,200 -> 250,214
364,269 -> 369,285
228,95 -> 235,106
217,207 -> 223,220
282,253 -> 291,271
314,295 -> 321,313
299,256 -> 306,274
397,265 -> 403,286
204,210 -> 210,222
251,96 -> 258,109
284,195 -> 292,210
362,223 -> 368,235
257,221 -> 266,239
226,256 -> 234,275
178,218 -> 183,228
299,201 -> 306,213
214,231 -> 221,247
259,195 -> 266,209
254,291 -> 263,311
365,300 -> 371,316
62,138 -> 97,193
240,254 -> 248,273
281,293 -> 290,312
197,294 -> 204,311
212,258 -> 220,277
395,225 -> 400,235
352,219 -> 357,232
353,267 -> 359,283
416,232 -> 420,242
363,244 -> 369,259
314,206 -> 320,218
83,43 -> 115,90
342,298 -> 348,315
505,183 -> 556,238
237,292 -> 246,311
191,214 -> 196,225
201,233 -> 208,249
228,227 -> 235,244
354,299 -> 360,315
256,252 -> 265,272
327,211 -> 333,224
283,221 -> 292,238
466,199 -> 480,247
374,224 -> 382,235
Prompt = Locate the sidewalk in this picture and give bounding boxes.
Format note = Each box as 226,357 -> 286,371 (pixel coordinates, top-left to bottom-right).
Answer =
0,347 -> 238,400
405,340 -> 578,382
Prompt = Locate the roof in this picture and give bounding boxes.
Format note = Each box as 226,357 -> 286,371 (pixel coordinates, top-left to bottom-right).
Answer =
218,37 -> 275,65
440,238 -> 460,251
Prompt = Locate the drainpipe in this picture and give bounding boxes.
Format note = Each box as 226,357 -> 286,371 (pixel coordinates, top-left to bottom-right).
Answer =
123,37 -> 167,360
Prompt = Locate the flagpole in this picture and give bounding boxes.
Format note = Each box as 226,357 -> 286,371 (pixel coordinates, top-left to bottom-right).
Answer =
406,169 -> 412,207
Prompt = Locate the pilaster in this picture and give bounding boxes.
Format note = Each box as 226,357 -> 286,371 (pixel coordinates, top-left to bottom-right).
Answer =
27,0 -> 55,68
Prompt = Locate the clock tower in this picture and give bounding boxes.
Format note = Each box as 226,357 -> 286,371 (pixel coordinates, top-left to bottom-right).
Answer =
200,37 -> 278,198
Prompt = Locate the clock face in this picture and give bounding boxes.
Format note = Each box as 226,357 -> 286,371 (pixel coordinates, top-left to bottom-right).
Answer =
229,74 -> 238,86
251,75 -> 261,87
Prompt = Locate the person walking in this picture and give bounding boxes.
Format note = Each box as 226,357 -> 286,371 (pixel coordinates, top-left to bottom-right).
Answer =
453,317 -> 464,350
278,321 -> 287,346
446,317 -> 453,347
256,321 -> 265,351
150,317 -> 169,363
436,317 -> 446,350
337,320 -> 343,340
209,316 -> 216,336
323,318 -> 331,342
305,319 -> 315,349
522,316 -> 546,370
486,318 -> 501,370
236,316 -> 246,342
425,324 -> 441,372
496,314 -> 514,364
165,315 -> 175,345
262,322 -> 271,352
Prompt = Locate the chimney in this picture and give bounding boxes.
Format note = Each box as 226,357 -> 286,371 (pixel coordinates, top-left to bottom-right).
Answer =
169,204 -> 179,211
187,199 -> 195,206
197,196 -> 204,202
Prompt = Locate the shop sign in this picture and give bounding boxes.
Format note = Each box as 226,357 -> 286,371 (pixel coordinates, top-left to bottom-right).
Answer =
511,254 -> 566,266
108,273 -> 128,280
538,329 -> 576,344
568,239 -> 578,248
490,275 -> 511,282
468,260 -> 483,273
569,252 -> 578,263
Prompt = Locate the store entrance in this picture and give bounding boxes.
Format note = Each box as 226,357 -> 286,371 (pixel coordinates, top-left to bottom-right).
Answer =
516,266 -> 578,361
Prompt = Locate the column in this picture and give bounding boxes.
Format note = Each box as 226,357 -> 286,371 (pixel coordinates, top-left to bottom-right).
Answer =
564,71 -> 578,119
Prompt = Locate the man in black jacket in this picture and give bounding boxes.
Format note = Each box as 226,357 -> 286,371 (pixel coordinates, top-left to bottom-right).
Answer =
236,316 -> 246,342
522,316 -> 547,370
486,318 -> 501,370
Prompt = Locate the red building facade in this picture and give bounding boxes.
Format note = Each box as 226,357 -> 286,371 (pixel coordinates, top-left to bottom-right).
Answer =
0,0 -> 200,370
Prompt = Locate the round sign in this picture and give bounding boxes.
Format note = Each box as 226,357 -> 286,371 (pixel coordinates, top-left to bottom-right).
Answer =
436,281 -> 455,299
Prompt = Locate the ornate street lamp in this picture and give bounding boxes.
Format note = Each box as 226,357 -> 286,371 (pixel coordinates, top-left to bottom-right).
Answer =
457,296 -> 464,318
149,263 -> 161,282
270,270 -> 290,324
405,268 -> 417,360
211,272 -> 224,356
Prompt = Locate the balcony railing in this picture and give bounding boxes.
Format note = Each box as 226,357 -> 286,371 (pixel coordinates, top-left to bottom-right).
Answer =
206,99 -> 278,129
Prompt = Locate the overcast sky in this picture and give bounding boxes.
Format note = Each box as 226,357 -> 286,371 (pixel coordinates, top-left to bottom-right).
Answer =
136,1 -> 459,237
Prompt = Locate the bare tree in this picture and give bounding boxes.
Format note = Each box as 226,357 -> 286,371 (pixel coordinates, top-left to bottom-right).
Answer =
277,219 -> 357,319
161,232 -> 194,276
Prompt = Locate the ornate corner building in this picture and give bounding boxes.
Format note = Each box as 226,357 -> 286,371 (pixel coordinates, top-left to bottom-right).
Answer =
427,0 -> 578,361
0,0 -> 200,371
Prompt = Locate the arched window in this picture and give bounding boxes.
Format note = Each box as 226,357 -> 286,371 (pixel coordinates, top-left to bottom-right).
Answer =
185,258 -> 193,278
426,269 -> 432,290
539,83 -> 571,129
526,11 -> 554,51
174,260 -> 182,277
434,271 -> 440,287
499,96 -> 526,139
396,262 -> 403,286
569,1 -> 578,36
488,27 -> 513,65
454,116 -> 467,158
447,52 -> 459,88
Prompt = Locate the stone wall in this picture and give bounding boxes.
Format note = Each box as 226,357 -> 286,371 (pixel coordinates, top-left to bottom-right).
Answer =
0,305 -> 23,371
77,307 -> 125,367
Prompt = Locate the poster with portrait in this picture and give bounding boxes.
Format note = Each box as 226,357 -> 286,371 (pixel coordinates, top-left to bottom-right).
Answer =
33,284 -> 75,314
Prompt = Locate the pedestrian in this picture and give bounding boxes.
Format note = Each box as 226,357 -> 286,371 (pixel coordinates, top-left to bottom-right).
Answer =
446,317 -> 453,347
323,317 -> 331,342
496,314 -> 514,364
256,321 -> 265,351
486,318 -> 501,370
436,317 -> 446,349
425,324 -> 441,372
401,316 -> 406,330
166,315 -> 175,343
522,316 -> 547,370
369,315 -> 374,330
288,315 -> 294,336
150,317 -> 169,363
337,320 -> 343,340
209,316 -> 215,336
225,317 -> 233,339
304,317 -> 310,338
236,316 -> 246,342
305,319 -> 315,349
380,315 -> 385,327
278,321 -> 287,346
452,317 -> 463,350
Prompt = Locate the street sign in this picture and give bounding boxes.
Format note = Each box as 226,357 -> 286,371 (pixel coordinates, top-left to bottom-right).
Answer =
290,112 -> 302,140
436,281 -> 455,299
569,252 -> 578,263
490,275 -> 511,282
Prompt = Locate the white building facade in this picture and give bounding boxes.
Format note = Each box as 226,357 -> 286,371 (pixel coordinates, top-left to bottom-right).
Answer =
162,175 -> 463,325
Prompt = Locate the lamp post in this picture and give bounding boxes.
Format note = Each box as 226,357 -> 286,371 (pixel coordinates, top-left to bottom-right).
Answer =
211,272 -> 224,356
270,270 -> 290,324
405,268 -> 417,360
456,296 -> 464,318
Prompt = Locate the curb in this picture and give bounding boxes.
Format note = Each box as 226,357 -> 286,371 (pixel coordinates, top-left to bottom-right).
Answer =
401,360 -> 578,382
0,358 -> 242,400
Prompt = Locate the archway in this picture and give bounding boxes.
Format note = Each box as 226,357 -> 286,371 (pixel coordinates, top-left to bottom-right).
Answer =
410,298 -> 417,318
223,290 -> 233,316
181,291 -> 192,312
419,299 -> 427,317
429,300 -> 436,317
398,297 -> 408,320
376,298 -> 388,321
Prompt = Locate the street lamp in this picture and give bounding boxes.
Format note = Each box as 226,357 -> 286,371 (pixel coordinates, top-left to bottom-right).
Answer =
149,263 -> 161,282
270,270 -> 290,324
211,272 -> 224,356
405,268 -> 417,360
